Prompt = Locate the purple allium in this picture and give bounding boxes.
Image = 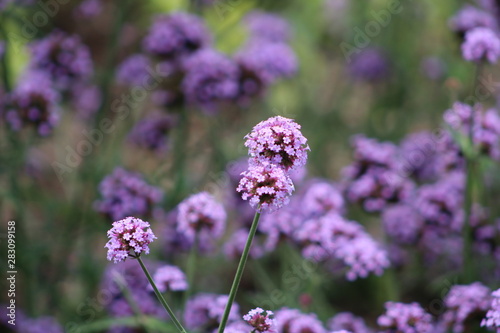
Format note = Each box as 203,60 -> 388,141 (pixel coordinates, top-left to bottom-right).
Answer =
17,315 -> 64,333
143,12 -> 211,62
28,30 -> 93,90
2,71 -> 60,136
94,167 -> 163,221
443,282 -> 491,333
116,54 -> 151,86
70,83 -> 101,119
420,56 -> 446,81
151,265 -> 188,292
244,11 -> 291,43
105,217 -> 156,263
128,113 -> 176,153
177,191 -> 227,243
348,47 -> 390,81
182,49 -> 240,112
300,180 -> 345,218
243,308 -> 276,332
237,165 -> 295,212
245,116 -> 309,172
328,312 -> 373,333
482,288 -> 500,330
274,308 -> 327,333
461,27 -> 500,63
449,5 -> 498,34
224,228 -> 265,260
377,302 -> 434,333
74,0 -> 102,19
184,293 -> 240,331
382,204 -> 423,244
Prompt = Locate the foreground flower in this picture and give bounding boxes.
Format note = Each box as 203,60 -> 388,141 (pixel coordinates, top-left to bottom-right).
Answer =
243,308 -> 275,332
378,302 -> 434,333
105,217 -> 156,263
481,288 -> 500,330
461,27 -> 500,63
151,265 -> 188,293
245,116 -> 309,172
237,165 -> 294,212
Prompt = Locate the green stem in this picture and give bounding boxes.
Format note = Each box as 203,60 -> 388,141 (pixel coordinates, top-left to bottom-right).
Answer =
183,236 -> 198,307
0,16 -> 11,92
217,209 -> 262,333
136,257 -> 187,333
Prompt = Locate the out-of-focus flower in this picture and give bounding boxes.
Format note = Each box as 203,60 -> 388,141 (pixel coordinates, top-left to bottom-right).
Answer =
177,191 -> 227,244
17,315 -> 64,333
182,49 -> 239,113
244,11 -> 291,43
224,228 -> 265,260
377,302 -> 434,333
300,180 -> 345,217
94,168 -> 163,221
482,288 -> 500,330
70,83 -> 101,119
116,54 -> 151,86
399,131 -> 441,182
150,265 -> 188,293
2,71 -> 60,136
449,5 -> 497,35
274,308 -> 327,333
28,30 -> 93,90
105,217 -> 157,263
328,312 -> 373,333
245,116 -> 309,172
184,293 -> 240,331
143,12 -> 211,63
443,282 -> 491,333
420,56 -> 447,81
348,47 -> 390,82
74,0 -> 102,19
243,308 -> 275,332
382,204 -> 423,244
237,165 -> 295,212
128,113 -> 176,153
461,27 -> 500,63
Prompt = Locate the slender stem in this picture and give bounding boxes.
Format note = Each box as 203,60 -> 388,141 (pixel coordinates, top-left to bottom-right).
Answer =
217,209 -> 262,333
136,257 -> 187,333
0,15 -> 11,92
183,236 -> 198,307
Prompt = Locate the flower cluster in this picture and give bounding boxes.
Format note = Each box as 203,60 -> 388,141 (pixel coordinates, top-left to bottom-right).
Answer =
348,47 -> 390,82
328,312 -> 373,333
243,308 -> 275,332
105,217 -> 157,263
94,168 -> 163,221
151,264 -> 188,293
461,27 -> 500,63
377,302 -> 434,333
128,112 -> 176,153
184,293 -> 240,331
482,288 -> 500,330
274,308 -> 327,333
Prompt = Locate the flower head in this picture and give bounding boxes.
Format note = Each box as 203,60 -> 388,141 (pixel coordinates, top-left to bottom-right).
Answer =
462,27 -> 500,63
328,312 -> 373,333
184,293 -> 240,331
151,265 -> 188,293
128,113 -> 176,153
105,217 -> 157,263
244,11 -> 291,43
377,302 -> 434,333
243,308 -> 275,332
348,47 -> 390,81
245,116 -> 309,172
237,165 -> 294,212
482,288 -> 500,330
449,5 -> 497,34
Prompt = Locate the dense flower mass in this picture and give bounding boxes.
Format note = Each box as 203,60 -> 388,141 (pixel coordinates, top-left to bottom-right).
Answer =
377,302 -> 434,333
243,308 -> 275,332
94,168 -> 163,220
461,27 -> 500,63
245,116 -> 309,172
28,30 -> 93,89
237,165 -> 294,212
116,54 -> 151,86
184,293 -> 240,331
443,282 -> 491,333
482,288 -> 500,330
105,217 -> 157,263
143,12 -> 211,62
382,204 -> 423,244
2,71 -> 60,136
176,191 -> 227,243
151,264 -> 188,293
128,113 -> 176,153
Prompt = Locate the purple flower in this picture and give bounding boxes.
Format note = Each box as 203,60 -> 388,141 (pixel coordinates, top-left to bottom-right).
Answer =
177,191 -> 226,244
245,116 -> 309,172
74,0 -> 102,19
70,83 -> 101,119
28,30 -> 93,90
328,312 -> 373,333
449,5 -> 498,34
300,180 -> 345,217
94,167 -> 163,221
182,49 -> 240,113
482,288 -> 500,330
184,293 -> 240,331
105,217 -> 157,263
377,302 -> 434,333
461,27 -> 500,63
244,11 -> 291,43
443,282 -> 491,333
151,264 -> 188,292
420,56 -> 446,81
348,47 -> 390,81
17,315 -> 64,333
274,308 -> 327,333
224,228 -> 265,260
243,308 -> 276,332
237,165 -> 295,212
2,71 -> 60,136
116,54 -> 151,86
128,113 -> 176,153
382,204 -> 423,244
399,131 -> 441,182
143,12 -> 211,62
